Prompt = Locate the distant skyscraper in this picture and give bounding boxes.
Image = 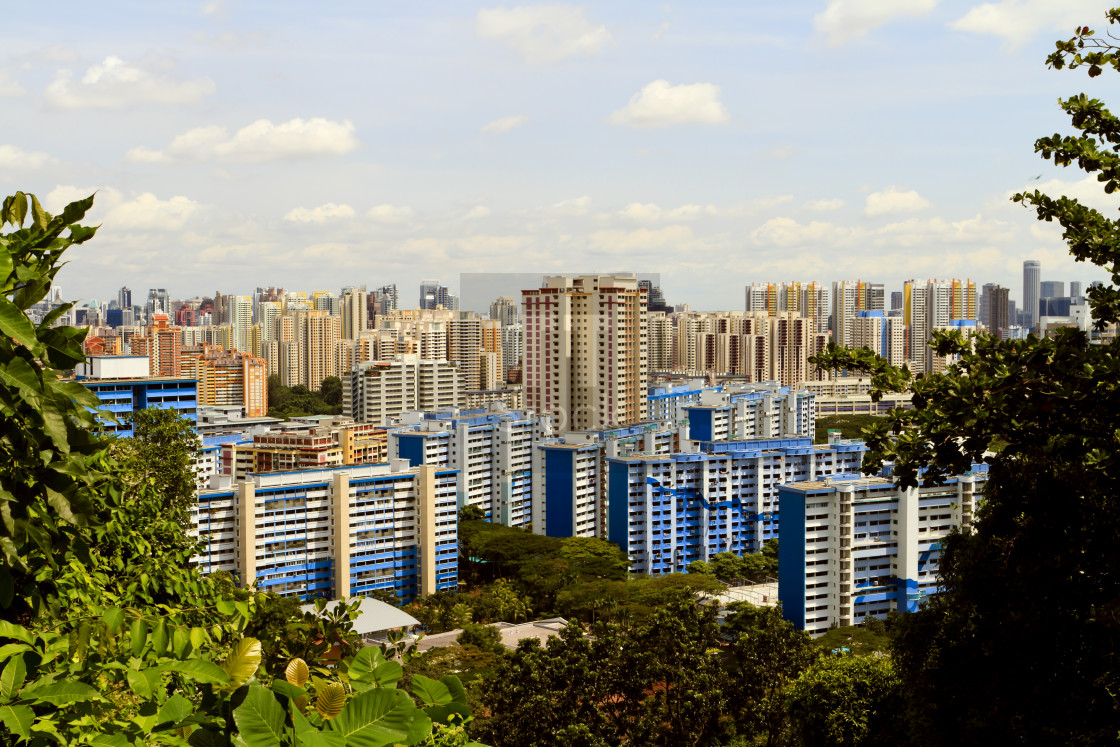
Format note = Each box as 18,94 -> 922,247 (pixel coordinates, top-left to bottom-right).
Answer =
489,296 -> 519,327
832,280 -> 885,347
979,283 -> 998,329
1040,280 -> 1065,299
1070,281 -> 1083,298
342,287 -> 368,339
118,286 -> 132,311
989,286 -> 1010,338
419,280 -> 457,311
230,295 -> 253,353
890,292 -> 903,311
375,284 -> 399,314
522,275 -> 647,430
1023,261 -> 1041,330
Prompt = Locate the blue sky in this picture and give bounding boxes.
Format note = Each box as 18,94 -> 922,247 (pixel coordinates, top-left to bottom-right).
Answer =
1,0 -> 1115,310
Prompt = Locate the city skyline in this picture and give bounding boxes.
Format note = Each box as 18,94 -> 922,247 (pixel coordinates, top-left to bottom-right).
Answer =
2,1 -> 1116,308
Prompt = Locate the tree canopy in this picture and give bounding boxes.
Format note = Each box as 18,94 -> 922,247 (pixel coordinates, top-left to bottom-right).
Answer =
810,13 -> 1120,743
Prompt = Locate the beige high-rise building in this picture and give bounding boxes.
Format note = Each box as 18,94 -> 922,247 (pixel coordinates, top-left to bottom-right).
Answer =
344,355 -> 463,424
522,274 -> 647,431
306,312 -> 342,390
229,295 -> 253,354
852,313 -> 906,367
647,312 -> 673,371
773,312 -> 829,386
342,287 -> 368,339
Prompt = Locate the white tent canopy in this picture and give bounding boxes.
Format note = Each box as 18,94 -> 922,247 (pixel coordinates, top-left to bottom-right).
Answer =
299,598 -> 420,636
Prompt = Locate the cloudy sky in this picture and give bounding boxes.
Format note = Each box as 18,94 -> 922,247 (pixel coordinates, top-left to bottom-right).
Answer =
2,0 -> 1116,311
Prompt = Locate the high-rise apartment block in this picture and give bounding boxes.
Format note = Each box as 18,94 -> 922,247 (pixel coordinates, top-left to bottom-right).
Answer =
192,462 -> 458,602
1023,260 -> 1041,331
607,436 -> 866,574
419,280 -> 458,311
778,466 -> 988,635
391,408 -> 553,529
745,282 -> 830,334
831,280 -> 885,347
345,356 -> 463,425
522,275 -> 648,431
342,287 -> 368,339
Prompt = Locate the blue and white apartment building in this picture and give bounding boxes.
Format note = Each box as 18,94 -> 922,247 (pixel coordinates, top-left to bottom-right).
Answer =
606,436 -> 866,574
683,382 -> 816,443
76,355 -> 197,437
389,407 -> 552,529
192,460 -> 458,603
778,466 -> 988,636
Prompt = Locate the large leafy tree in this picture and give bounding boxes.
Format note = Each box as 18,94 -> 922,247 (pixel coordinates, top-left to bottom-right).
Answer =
811,13 -> 1120,744
0,193 -> 478,746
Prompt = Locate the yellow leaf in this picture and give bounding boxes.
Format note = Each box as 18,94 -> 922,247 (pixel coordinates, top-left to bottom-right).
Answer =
316,683 -> 346,720
285,658 -> 309,688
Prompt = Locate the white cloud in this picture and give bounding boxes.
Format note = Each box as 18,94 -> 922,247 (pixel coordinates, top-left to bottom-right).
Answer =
950,0 -> 1102,47
608,80 -> 730,128
284,203 -> 355,223
549,196 -> 591,216
0,144 -> 56,170
865,186 -> 931,217
619,202 -> 662,222
665,204 -> 717,221
481,114 -> 529,134
368,204 -> 414,223
804,198 -> 846,211
815,0 -> 939,46
106,193 -> 202,231
464,205 -> 491,219
589,225 -> 695,255
1015,175 -> 1120,215
476,4 -> 612,64
42,186 -> 202,232
44,56 -> 216,108
127,118 -> 361,162
201,0 -> 226,15
0,69 -> 24,98
765,144 -> 794,160
751,217 -> 858,247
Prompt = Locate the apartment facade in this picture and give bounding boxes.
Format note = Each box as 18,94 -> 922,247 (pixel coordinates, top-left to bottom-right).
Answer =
607,437 -> 867,574
522,275 -> 648,431
192,461 -> 458,603
778,468 -> 988,636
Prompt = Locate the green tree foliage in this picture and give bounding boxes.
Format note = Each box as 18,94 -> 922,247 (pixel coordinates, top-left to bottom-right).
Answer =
687,550 -> 777,584
472,595 -> 735,747
267,374 -> 344,419
786,655 -> 904,747
814,414 -> 882,444
808,14 -> 1120,743
456,624 -> 505,655
0,192 -> 482,746
115,405 -> 202,519
725,603 -> 819,746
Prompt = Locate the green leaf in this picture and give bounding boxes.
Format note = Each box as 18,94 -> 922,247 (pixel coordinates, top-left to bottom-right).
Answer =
159,659 -> 231,686
232,684 -> 286,747
28,195 -> 48,232
90,734 -> 130,747
152,620 -> 169,656
172,626 -> 192,658
187,727 -> 227,747
223,637 -> 261,692
424,702 -> 471,726
102,607 -> 125,634
156,693 -> 193,726
297,731 -> 345,747
0,297 -> 43,354
327,688 -> 432,747
0,622 -> 31,644
346,646 -> 386,683
0,644 -> 31,663
410,674 -> 452,707
126,668 -> 164,703
20,680 -> 100,706
130,618 -> 149,658
0,655 -> 26,701
439,675 -> 467,706
0,704 -> 33,740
